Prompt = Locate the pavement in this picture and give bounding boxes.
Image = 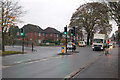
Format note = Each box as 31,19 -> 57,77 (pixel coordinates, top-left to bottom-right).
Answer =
72,45 -> 119,79
3,46 -> 61,66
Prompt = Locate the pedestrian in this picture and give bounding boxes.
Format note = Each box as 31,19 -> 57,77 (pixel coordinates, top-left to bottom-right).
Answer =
105,43 -> 109,55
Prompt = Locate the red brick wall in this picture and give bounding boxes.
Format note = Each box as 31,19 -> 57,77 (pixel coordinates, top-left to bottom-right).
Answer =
45,33 -> 60,41
24,32 -> 60,43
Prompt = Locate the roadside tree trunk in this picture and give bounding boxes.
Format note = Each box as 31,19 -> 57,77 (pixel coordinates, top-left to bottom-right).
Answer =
2,27 -> 5,52
87,33 -> 90,45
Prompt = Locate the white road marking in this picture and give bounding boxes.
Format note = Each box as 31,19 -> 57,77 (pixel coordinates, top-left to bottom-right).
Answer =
0,65 -> 11,69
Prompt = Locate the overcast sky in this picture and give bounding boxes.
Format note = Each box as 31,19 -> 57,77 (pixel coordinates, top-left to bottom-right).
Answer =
17,0 -> 118,37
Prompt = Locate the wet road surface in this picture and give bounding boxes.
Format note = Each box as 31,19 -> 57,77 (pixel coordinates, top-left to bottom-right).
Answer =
2,46 -> 117,78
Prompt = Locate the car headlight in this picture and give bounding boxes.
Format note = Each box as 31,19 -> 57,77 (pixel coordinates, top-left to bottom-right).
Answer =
110,46 -> 113,49
101,47 -> 103,49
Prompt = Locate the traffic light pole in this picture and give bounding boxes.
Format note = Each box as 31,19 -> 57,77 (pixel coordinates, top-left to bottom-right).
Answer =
64,25 -> 67,53
66,32 -> 67,53
32,42 -> 33,52
22,36 -> 24,53
72,36 -> 73,52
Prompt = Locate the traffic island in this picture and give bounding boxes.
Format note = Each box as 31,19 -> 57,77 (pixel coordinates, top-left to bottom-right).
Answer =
72,51 -> 79,53
57,51 -> 73,55
57,51 -> 79,55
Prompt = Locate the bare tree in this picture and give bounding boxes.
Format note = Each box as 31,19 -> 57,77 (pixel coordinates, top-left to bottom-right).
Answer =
1,0 -> 26,51
69,2 -> 112,45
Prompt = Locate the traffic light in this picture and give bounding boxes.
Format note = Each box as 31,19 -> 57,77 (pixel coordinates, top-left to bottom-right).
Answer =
72,27 -> 75,36
107,40 -> 109,44
20,28 -> 24,36
64,27 -> 67,35
71,29 -> 73,36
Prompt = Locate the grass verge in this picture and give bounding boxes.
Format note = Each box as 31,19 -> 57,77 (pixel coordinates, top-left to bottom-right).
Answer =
0,51 -> 22,56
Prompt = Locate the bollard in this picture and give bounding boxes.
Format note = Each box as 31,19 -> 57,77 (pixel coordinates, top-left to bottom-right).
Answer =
61,46 -> 65,54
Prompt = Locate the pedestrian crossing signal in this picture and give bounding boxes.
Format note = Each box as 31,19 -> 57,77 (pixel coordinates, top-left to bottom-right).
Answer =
64,27 -> 67,35
64,32 -> 67,35
71,29 -> 73,36
20,28 -> 24,36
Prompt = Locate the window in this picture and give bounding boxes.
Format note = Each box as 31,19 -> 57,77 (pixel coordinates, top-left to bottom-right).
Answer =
38,39 -> 41,43
17,32 -> 19,35
93,39 -> 103,43
38,33 -> 41,36
43,33 -> 45,36
51,34 -> 52,36
56,34 -> 58,37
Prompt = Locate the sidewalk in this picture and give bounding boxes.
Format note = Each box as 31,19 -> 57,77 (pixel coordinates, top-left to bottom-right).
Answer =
75,45 -> 118,78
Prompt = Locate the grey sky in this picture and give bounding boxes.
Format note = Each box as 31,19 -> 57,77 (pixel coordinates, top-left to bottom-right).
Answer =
18,0 -> 87,31
18,0 -> 118,37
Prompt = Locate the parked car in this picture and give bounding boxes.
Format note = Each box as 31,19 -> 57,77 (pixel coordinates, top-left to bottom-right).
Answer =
67,42 -> 75,50
78,41 -> 86,47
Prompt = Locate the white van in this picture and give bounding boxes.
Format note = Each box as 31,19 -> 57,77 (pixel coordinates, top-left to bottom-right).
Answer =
92,34 -> 106,51
78,41 -> 86,47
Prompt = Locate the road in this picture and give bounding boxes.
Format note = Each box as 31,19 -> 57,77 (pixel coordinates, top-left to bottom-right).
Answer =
2,45 -> 118,78
73,45 -> 118,78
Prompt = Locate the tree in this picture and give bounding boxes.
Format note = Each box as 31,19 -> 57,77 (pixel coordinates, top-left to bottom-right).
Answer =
106,2 -> 120,26
105,1 -> 120,45
69,2 -> 112,45
1,0 -> 25,51
115,30 -> 118,42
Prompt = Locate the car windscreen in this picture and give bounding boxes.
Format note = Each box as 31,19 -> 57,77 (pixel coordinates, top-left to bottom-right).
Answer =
93,39 -> 103,43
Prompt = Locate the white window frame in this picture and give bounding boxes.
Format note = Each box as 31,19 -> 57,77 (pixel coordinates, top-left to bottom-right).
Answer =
38,33 -> 41,36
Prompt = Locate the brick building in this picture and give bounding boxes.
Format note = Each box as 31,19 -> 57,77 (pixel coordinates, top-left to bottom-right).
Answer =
44,27 -> 60,41
21,24 -> 61,45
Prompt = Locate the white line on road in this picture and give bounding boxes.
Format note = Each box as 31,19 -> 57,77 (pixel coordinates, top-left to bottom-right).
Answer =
0,65 -> 11,69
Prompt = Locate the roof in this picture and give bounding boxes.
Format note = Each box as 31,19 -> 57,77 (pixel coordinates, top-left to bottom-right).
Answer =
22,24 -> 44,33
22,24 -> 61,34
44,27 -> 60,34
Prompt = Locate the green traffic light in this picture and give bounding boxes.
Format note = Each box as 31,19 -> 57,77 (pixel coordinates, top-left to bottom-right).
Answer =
71,34 -> 73,36
21,33 -> 23,36
64,32 -> 67,35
